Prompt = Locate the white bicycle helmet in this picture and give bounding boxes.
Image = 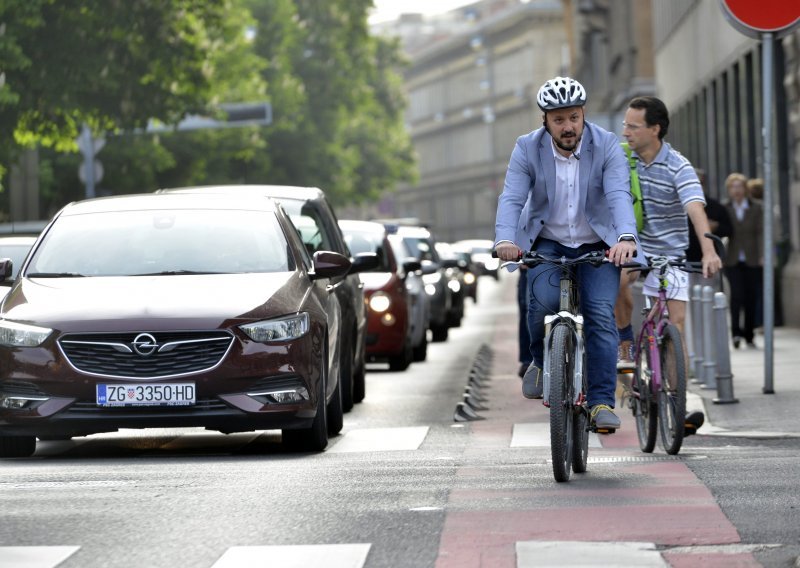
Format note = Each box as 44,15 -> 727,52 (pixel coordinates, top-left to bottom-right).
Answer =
536,76 -> 587,111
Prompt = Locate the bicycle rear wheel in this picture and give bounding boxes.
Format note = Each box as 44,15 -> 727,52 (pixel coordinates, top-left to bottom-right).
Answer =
549,324 -> 573,482
658,324 -> 686,455
633,336 -> 657,453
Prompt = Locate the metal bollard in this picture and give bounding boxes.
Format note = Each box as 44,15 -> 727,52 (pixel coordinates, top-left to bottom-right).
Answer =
712,292 -> 739,404
690,284 -> 704,383
701,286 -> 717,390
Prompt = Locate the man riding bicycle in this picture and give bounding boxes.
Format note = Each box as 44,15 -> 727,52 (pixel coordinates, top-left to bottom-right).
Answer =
614,97 -> 722,369
494,76 -> 640,431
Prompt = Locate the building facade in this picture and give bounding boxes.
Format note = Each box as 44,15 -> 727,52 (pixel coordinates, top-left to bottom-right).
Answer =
390,0 -> 566,242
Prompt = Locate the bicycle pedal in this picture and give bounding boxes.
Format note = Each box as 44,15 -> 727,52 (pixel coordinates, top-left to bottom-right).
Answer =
594,427 -> 616,435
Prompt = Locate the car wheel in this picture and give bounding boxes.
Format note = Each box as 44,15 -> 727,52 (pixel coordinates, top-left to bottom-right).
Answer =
353,361 -> 366,404
389,341 -> 413,372
282,350 -> 329,452
0,435 -> 36,458
327,370 -> 344,436
412,332 -> 428,362
431,324 -> 448,342
340,337 -> 354,413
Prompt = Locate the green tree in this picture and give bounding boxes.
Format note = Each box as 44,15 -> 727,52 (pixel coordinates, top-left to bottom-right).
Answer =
0,0 -> 240,181
245,0 -> 416,204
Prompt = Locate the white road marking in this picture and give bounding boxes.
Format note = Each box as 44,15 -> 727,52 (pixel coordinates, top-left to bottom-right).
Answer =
0,546 -> 80,568
327,426 -> 429,453
211,544 -> 371,568
510,423 -> 602,448
517,541 -> 666,567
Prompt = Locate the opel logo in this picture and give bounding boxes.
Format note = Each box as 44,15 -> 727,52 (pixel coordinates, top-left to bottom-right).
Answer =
132,333 -> 158,356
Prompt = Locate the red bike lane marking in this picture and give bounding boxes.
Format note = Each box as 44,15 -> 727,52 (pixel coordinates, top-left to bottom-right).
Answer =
434,278 -> 753,567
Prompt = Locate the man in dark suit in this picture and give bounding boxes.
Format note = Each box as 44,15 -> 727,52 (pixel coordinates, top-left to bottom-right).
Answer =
723,173 -> 763,348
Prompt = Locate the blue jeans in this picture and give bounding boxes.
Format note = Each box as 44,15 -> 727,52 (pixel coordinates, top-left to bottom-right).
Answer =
527,239 -> 620,408
517,270 -> 532,366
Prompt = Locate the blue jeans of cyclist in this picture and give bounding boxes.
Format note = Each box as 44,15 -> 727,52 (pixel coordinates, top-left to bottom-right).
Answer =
527,238 -> 620,409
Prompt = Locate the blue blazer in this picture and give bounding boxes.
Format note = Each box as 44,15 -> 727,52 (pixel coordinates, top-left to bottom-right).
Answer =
495,121 -> 640,256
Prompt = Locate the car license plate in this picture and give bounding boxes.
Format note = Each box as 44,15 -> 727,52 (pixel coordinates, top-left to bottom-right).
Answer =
96,383 -> 195,407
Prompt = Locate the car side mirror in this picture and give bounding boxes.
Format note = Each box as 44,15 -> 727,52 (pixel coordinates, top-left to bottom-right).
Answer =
420,261 -> 438,275
309,251 -> 352,280
0,259 -> 12,282
350,252 -> 380,274
402,258 -> 422,273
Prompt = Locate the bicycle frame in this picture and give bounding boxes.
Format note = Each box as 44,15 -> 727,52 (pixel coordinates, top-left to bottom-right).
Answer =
635,271 -> 672,394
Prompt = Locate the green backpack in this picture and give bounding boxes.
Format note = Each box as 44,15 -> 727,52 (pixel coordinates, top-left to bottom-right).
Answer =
621,142 -> 644,232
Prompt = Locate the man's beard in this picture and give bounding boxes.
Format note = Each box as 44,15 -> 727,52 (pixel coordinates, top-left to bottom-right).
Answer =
554,132 -> 580,152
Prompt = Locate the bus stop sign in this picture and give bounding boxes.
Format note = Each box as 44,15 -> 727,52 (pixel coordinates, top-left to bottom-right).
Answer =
719,0 -> 800,38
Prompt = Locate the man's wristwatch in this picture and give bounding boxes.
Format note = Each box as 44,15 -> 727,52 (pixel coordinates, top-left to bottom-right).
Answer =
618,235 -> 636,243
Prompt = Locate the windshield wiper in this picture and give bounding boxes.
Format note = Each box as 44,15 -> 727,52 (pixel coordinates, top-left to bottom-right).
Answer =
133,270 -> 224,276
27,272 -> 86,278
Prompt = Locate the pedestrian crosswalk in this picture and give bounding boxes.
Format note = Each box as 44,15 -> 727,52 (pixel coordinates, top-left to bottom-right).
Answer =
0,546 -> 79,568
31,422 -> 607,456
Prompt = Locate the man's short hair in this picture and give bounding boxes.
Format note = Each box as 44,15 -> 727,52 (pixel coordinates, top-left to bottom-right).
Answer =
629,96 -> 669,140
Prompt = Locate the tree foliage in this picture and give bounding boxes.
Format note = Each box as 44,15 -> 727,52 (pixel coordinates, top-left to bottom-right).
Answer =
1,0 -> 416,212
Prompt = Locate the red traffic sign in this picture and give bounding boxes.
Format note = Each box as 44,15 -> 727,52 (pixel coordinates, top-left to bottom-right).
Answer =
720,0 -> 800,37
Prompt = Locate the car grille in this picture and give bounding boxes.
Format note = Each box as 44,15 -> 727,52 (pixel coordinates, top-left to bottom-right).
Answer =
58,331 -> 234,379
65,397 -> 230,414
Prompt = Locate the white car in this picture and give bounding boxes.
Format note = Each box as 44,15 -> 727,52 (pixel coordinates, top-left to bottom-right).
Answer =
453,239 -> 500,280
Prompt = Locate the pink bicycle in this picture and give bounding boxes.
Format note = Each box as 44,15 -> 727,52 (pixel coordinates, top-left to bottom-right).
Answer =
624,256 -> 703,455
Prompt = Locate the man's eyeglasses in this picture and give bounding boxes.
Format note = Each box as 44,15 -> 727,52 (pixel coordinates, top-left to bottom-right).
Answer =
622,121 -> 646,131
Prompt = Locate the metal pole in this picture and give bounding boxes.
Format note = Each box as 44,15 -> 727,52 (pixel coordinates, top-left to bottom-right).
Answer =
81,124 -> 96,199
701,286 -> 717,390
690,284 -> 704,382
761,32 -> 775,394
712,292 -> 738,404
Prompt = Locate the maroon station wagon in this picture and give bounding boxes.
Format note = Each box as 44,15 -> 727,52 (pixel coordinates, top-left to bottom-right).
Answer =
0,193 -> 354,457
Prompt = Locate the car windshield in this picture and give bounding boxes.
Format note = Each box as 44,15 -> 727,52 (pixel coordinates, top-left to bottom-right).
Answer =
342,230 -> 390,271
26,209 -> 293,277
402,236 -> 439,262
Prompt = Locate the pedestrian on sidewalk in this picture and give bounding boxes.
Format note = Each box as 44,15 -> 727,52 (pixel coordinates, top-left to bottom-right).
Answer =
494,76 -> 639,431
517,267 -> 532,378
724,172 -> 763,349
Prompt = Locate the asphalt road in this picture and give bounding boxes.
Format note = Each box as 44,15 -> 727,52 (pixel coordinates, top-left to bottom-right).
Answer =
1,275 -> 799,568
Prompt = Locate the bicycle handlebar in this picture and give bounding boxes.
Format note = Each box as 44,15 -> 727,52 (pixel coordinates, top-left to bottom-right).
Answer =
495,248 -> 609,270
620,257 -> 703,274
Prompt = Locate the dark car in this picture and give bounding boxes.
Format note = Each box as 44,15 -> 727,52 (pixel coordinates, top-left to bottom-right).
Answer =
0,235 -> 38,301
393,225 -> 456,342
0,193 -> 352,457
449,243 -> 480,303
160,185 -> 377,412
339,220 -> 423,371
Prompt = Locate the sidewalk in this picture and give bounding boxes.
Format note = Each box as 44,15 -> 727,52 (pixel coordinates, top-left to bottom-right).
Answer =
687,326 -> 800,437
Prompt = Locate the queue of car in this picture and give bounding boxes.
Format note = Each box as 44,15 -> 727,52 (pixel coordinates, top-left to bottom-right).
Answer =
0,186 -> 493,458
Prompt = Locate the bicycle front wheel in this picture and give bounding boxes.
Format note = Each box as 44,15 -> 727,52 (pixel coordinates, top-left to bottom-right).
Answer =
658,323 -> 686,455
633,336 -> 657,453
549,323 -> 574,482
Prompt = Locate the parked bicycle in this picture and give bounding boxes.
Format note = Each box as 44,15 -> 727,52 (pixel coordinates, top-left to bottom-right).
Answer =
620,256 -> 703,455
501,249 -> 610,482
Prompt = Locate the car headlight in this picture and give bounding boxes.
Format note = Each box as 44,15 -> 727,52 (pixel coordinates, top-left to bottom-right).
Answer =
239,313 -> 309,342
422,272 -> 441,284
0,320 -> 53,347
464,272 -> 476,285
447,279 -> 461,293
368,292 -> 392,313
